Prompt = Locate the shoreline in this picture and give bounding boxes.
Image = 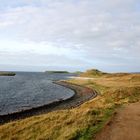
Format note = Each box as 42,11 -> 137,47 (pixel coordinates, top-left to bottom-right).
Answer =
0,81 -> 97,125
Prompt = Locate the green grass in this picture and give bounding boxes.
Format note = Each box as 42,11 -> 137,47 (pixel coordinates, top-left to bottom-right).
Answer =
69,107 -> 115,140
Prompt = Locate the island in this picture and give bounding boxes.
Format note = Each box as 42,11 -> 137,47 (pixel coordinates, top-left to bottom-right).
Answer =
45,70 -> 69,73
0,72 -> 16,76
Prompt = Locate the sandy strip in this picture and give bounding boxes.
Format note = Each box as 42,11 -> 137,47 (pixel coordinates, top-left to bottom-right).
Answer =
69,76 -> 95,80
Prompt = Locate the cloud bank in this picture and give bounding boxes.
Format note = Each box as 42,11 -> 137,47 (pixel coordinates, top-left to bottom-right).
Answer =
0,0 -> 140,72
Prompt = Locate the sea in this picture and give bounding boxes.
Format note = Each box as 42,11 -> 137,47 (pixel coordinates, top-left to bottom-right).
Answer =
0,72 -> 76,115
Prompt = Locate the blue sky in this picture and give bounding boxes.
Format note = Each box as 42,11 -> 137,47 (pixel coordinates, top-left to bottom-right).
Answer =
0,0 -> 140,72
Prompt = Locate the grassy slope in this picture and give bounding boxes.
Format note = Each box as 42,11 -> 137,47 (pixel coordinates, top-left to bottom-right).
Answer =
80,69 -> 107,77
0,72 -> 140,140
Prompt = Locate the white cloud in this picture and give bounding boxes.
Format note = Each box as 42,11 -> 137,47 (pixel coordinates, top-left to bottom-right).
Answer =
0,0 -> 140,72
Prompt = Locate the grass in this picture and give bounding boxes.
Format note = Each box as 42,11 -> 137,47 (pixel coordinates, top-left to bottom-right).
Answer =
80,69 -> 107,77
69,107 -> 115,140
0,71 -> 140,140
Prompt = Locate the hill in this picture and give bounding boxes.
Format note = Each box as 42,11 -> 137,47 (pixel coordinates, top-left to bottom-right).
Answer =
80,69 -> 107,77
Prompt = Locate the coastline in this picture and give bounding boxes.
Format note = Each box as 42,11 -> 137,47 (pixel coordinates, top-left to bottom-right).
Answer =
0,81 -> 97,125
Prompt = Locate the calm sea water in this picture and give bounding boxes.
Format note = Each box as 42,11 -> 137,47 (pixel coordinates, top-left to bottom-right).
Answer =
0,72 -> 76,115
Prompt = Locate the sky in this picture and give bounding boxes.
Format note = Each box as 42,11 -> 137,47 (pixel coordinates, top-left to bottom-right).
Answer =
0,0 -> 140,72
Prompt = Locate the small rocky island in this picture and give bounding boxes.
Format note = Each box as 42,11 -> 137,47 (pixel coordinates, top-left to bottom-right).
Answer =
0,72 -> 16,76
45,71 -> 69,73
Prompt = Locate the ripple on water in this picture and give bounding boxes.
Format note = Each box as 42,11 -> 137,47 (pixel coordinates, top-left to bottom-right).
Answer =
0,72 -> 76,115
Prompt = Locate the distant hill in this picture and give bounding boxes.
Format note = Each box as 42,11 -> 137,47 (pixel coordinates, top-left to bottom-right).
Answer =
45,71 -> 69,74
80,69 -> 107,77
74,71 -> 83,74
0,72 -> 16,76
131,72 -> 140,74
80,69 -> 140,77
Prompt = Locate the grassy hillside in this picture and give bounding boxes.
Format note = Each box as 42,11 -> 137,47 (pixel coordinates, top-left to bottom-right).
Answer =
80,69 -> 107,77
0,71 -> 140,140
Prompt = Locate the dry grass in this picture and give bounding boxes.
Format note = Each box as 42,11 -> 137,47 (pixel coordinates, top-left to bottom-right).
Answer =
80,69 -> 107,77
0,73 -> 140,140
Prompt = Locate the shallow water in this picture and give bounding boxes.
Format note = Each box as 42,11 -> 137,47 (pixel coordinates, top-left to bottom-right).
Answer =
0,72 -> 76,115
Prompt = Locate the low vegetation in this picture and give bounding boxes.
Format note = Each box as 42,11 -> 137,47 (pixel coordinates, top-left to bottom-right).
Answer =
45,71 -> 69,74
0,72 -> 16,76
80,69 -> 107,77
0,69 -> 140,140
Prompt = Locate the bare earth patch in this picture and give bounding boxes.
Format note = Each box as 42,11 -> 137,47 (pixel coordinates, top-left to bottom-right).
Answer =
95,102 -> 140,140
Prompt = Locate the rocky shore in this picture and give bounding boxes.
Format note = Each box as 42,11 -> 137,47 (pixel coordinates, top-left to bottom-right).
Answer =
0,81 -> 97,125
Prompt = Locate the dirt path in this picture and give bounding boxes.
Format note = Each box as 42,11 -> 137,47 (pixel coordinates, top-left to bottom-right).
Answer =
95,102 -> 140,140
